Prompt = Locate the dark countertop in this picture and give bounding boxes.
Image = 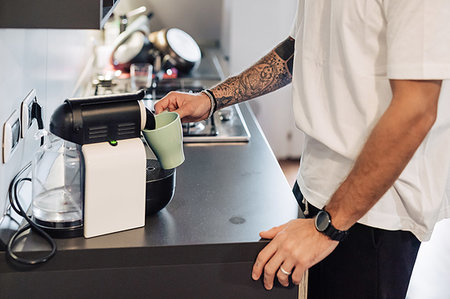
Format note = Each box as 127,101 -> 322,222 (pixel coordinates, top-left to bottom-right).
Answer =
4,103 -> 299,252
0,103 -> 300,298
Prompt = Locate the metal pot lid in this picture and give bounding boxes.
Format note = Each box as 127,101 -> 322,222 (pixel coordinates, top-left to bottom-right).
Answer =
166,28 -> 201,63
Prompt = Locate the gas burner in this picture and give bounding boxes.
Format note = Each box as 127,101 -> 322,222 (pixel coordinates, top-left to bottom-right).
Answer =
183,122 -> 206,135
92,74 -> 118,95
181,105 -> 251,143
182,116 -> 217,138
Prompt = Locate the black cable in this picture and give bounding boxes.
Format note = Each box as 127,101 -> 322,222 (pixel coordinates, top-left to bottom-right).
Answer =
31,101 -> 44,146
6,164 -> 57,265
4,100 -> 57,265
8,162 -> 31,215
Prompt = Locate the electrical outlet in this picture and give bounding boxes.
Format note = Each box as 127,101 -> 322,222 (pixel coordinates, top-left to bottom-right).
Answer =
2,109 -> 21,164
21,89 -> 37,138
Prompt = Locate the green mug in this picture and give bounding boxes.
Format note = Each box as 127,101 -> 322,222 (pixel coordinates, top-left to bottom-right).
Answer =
142,111 -> 185,169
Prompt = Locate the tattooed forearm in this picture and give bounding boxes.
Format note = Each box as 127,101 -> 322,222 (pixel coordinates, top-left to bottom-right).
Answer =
211,37 -> 294,110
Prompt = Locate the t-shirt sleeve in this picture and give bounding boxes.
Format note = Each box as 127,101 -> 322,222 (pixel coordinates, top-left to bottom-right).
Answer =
289,1 -> 301,38
383,0 -> 450,79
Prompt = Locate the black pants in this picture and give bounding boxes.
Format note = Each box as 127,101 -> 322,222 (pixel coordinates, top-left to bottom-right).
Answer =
293,182 -> 421,299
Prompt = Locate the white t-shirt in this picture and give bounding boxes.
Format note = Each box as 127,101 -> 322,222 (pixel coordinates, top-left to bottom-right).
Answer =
290,0 -> 450,241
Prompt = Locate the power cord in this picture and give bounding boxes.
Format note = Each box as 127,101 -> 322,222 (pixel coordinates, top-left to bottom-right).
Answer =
6,161 -> 57,266
31,101 -> 45,146
4,98 -> 57,265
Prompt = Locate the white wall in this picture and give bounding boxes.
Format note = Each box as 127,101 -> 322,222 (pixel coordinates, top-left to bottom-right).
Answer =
221,0 -> 304,159
0,29 -> 96,222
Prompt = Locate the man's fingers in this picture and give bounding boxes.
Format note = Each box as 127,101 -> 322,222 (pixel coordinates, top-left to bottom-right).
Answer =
252,241 -> 277,281
259,223 -> 287,240
154,91 -> 182,114
253,223 -> 290,288
154,97 -> 172,114
252,219 -> 338,291
154,91 -> 212,123
262,253 -> 285,290
291,266 -> 306,286
277,262 -> 295,287
173,109 -> 188,121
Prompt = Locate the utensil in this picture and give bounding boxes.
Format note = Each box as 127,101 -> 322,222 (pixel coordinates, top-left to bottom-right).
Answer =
130,63 -> 153,90
149,28 -> 201,73
142,111 -> 185,169
110,11 -> 155,71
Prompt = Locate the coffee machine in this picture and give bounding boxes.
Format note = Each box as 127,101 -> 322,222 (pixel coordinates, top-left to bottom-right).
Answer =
32,90 -> 173,238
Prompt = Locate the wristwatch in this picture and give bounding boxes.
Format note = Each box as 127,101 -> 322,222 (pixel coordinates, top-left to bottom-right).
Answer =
314,208 -> 349,242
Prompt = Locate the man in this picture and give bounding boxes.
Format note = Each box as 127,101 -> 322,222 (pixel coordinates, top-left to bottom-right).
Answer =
155,0 -> 450,297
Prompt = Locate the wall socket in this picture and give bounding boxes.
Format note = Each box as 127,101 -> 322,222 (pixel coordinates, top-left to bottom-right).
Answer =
2,109 -> 21,164
21,89 -> 37,138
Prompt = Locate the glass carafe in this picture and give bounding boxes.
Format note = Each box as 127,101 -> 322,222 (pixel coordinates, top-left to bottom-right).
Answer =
32,132 -> 83,237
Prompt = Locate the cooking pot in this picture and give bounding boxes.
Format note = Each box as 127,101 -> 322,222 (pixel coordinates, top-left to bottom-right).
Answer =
149,28 -> 202,74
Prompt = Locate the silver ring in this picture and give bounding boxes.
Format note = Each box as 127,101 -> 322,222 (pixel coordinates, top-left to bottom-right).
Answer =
280,266 -> 291,275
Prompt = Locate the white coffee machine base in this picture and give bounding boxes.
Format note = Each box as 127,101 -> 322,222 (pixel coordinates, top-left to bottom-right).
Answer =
82,138 -> 146,238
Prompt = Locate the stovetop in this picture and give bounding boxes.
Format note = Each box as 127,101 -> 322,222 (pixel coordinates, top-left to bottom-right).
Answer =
90,48 -> 250,143
181,105 -> 250,143
91,77 -> 250,143
143,81 -> 250,143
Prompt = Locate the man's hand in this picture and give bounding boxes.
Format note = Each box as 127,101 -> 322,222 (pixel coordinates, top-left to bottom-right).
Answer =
154,91 -> 211,122
155,37 -> 294,120
252,219 -> 338,290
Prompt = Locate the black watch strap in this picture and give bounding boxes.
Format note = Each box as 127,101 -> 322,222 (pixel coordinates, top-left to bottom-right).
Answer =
314,209 -> 348,242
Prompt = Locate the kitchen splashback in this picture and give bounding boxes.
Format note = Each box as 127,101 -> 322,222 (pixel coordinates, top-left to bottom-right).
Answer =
0,28 -> 97,226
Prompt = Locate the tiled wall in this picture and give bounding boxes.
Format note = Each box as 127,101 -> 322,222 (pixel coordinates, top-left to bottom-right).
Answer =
0,28 -> 97,221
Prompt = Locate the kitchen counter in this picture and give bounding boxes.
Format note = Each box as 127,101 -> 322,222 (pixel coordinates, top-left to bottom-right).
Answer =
0,103 -> 300,298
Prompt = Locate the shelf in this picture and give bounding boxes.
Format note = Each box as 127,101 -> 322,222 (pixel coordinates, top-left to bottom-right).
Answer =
0,0 -> 119,29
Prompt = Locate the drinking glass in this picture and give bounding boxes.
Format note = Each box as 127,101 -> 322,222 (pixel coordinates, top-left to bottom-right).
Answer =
130,63 -> 153,90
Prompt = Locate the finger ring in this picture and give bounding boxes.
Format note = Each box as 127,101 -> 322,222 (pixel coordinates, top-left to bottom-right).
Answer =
280,266 -> 291,275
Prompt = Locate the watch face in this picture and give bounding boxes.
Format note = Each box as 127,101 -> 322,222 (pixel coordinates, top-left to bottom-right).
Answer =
315,210 -> 331,232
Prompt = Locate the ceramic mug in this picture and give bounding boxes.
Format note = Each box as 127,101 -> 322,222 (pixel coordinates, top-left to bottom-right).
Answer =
142,111 -> 184,169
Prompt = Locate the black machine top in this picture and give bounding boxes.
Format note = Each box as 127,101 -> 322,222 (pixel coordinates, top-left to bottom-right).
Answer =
49,90 -> 155,145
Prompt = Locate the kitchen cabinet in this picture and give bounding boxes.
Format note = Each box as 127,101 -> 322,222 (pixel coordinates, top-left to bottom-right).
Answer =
0,0 -> 119,29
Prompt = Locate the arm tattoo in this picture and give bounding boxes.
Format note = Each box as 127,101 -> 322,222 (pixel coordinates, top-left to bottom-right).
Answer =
212,37 -> 294,110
